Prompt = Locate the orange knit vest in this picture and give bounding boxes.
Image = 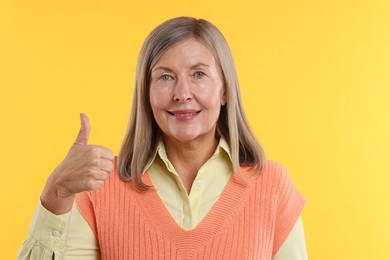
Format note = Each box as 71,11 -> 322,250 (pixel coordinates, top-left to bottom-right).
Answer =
75,160 -> 305,260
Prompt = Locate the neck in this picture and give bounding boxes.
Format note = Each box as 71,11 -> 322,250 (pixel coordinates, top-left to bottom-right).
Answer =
163,135 -> 218,193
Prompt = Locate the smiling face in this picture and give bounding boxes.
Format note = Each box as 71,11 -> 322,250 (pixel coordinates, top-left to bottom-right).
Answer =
149,38 -> 227,146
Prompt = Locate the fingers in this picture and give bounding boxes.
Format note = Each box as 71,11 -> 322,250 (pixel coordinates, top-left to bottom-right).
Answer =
98,158 -> 115,173
85,147 -> 114,173
64,114 -> 115,193
74,113 -> 91,146
92,170 -> 110,181
100,147 -> 115,161
72,114 -> 114,160
85,179 -> 105,191
86,145 -> 115,161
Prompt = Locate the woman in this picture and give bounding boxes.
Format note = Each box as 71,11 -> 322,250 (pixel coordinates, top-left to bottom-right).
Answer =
18,17 -> 307,259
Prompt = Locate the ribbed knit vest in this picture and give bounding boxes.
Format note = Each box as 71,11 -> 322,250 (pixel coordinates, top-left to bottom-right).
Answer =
75,160 -> 305,260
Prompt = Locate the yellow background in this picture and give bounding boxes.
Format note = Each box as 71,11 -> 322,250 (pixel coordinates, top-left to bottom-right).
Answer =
1,0 -> 389,259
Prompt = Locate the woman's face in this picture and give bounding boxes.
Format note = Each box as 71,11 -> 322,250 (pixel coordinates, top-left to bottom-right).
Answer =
149,38 -> 226,145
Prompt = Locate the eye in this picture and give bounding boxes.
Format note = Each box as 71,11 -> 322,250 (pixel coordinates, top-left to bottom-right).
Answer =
160,74 -> 172,81
194,71 -> 206,78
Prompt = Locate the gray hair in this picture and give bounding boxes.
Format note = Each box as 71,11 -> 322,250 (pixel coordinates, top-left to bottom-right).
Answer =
118,17 -> 265,189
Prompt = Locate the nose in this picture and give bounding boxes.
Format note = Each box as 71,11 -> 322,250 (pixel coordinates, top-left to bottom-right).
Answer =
173,78 -> 192,102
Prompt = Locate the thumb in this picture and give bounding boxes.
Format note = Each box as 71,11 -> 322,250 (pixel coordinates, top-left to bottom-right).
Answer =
74,113 -> 90,145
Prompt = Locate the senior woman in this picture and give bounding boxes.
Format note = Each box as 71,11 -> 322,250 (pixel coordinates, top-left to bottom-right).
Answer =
18,17 -> 307,259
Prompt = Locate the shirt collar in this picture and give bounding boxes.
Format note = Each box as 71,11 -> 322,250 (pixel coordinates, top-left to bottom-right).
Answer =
143,137 -> 232,173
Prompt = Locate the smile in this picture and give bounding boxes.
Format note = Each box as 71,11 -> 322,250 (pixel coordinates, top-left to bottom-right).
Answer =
168,110 -> 201,120
173,112 -> 198,116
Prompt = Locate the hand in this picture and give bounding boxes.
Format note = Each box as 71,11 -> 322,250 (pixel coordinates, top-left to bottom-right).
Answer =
41,113 -> 114,214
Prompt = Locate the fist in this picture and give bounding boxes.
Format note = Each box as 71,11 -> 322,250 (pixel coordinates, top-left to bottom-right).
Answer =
41,114 -> 114,214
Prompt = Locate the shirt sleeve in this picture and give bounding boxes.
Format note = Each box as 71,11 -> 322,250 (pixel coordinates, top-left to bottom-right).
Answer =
272,216 -> 308,260
271,162 -> 306,256
17,201 -> 71,259
17,201 -> 100,260
65,206 -> 100,259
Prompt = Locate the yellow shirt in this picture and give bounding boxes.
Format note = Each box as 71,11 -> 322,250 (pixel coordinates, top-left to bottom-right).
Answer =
17,138 -> 307,259
146,138 -> 232,230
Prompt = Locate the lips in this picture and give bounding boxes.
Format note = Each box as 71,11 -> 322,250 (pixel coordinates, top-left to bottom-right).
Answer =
168,110 -> 201,120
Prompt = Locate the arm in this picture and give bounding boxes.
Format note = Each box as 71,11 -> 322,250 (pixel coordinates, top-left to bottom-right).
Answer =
66,206 -> 100,259
273,216 -> 308,260
271,162 -> 307,258
17,201 -> 71,259
18,114 -> 113,259
17,202 -> 100,260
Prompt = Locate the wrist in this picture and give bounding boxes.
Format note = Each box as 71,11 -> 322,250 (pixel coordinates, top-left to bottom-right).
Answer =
41,176 -> 75,215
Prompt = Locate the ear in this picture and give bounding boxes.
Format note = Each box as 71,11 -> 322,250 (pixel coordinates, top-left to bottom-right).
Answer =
221,84 -> 227,106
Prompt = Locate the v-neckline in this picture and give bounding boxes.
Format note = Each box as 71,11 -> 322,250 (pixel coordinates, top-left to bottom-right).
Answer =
130,169 -> 255,249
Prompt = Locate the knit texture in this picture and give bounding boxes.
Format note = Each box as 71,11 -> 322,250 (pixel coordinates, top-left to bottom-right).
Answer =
75,160 -> 305,260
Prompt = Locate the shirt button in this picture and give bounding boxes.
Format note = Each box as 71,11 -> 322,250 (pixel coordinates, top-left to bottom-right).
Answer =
195,180 -> 204,187
52,230 -> 60,237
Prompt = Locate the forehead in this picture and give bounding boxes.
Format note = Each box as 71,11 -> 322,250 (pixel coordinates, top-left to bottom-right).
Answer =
153,38 -> 217,68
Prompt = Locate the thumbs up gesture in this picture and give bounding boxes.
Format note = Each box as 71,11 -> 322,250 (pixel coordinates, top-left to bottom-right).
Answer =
41,114 -> 114,214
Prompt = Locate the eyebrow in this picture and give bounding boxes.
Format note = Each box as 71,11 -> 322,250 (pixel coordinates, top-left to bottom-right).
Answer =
152,66 -> 174,73
190,62 -> 210,69
152,62 -> 210,73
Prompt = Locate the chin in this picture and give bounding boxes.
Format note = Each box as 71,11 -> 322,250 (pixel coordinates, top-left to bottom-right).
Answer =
172,134 -> 200,143
164,127 -> 215,144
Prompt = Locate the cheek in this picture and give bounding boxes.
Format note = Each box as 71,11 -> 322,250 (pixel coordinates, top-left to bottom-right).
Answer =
207,97 -> 223,116
149,88 -> 163,109
149,94 -> 157,110
150,85 -> 171,106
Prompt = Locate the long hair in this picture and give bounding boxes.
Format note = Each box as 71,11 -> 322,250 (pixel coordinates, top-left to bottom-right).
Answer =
118,17 -> 265,189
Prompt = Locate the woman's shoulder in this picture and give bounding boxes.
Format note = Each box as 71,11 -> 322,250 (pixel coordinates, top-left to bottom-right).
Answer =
240,159 -> 293,188
263,159 -> 289,176
242,159 -> 289,176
